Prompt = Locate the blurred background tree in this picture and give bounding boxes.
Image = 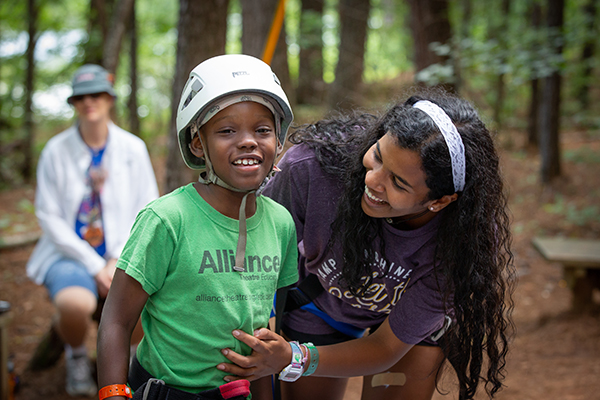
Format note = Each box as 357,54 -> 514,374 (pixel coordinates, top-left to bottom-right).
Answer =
0,0 -> 598,191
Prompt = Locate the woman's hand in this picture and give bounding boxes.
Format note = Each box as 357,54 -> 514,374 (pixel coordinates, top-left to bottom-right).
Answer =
217,328 -> 292,382
95,258 -> 118,298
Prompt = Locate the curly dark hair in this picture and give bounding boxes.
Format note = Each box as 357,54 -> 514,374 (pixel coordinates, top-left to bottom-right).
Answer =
288,89 -> 516,399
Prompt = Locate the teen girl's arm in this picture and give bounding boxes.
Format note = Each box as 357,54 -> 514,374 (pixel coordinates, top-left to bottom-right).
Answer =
97,268 -> 149,397
217,317 -> 413,380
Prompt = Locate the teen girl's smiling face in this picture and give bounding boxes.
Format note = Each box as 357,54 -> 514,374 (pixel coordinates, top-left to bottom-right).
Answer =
361,132 -> 434,223
194,101 -> 277,191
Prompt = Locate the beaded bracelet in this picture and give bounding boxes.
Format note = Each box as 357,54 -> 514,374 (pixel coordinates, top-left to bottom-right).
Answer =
302,342 -> 319,376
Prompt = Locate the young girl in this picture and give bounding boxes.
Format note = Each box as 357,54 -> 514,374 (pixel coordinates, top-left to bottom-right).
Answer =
96,54 -> 299,400
217,89 -> 516,400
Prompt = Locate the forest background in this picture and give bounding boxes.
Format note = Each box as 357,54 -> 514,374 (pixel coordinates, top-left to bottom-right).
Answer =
0,0 -> 599,399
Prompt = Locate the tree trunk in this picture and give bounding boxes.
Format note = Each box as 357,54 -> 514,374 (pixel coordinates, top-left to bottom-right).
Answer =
85,0 -> 114,65
577,0 -> 596,110
539,0 -> 564,183
453,0 -> 471,93
102,0 -> 136,74
327,0 -> 370,111
127,1 -> 140,136
493,0 -> 511,131
527,2 -> 542,149
297,0 -> 324,105
164,0 -> 229,194
23,0 -> 38,183
407,0 -> 454,91
528,78 -> 540,149
241,0 -> 294,104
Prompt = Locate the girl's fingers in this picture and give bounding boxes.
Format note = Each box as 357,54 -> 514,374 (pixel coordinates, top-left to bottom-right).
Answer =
252,328 -> 280,341
232,330 -> 266,351
217,361 -> 255,378
220,348 -> 254,368
222,374 -> 259,383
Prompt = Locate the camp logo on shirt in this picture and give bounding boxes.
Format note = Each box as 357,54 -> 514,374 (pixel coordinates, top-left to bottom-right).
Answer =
318,250 -> 413,314
197,249 -> 281,274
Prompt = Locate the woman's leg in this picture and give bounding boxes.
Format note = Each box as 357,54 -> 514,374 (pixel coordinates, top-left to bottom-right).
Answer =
54,286 -> 97,346
360,344 -> 445,400
44,259 -> 99,347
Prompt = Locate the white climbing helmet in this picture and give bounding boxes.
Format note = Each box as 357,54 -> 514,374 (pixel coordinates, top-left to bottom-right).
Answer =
176,54 -> 294,171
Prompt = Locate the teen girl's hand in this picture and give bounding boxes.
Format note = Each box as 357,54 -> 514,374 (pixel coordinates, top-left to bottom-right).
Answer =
217,328 -> 291,382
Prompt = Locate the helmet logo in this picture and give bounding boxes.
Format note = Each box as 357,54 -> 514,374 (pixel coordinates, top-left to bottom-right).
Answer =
232,71 -> 249,78
272,73 -> 281,86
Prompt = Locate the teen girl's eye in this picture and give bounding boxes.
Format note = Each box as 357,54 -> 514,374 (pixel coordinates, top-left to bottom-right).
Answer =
392,177 -> 407,191
374,142 -> 407,191
373,145 -> 383,164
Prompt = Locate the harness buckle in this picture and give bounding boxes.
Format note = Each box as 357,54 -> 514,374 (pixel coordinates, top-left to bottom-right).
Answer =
142,378 -> 165,400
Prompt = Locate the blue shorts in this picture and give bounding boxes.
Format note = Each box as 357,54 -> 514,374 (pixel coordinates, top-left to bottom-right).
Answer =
43,259 -> 98,300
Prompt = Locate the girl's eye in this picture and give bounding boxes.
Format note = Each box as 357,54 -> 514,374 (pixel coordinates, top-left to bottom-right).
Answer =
256,127 -> 274,135
392,178 -> 407,191
373,149 -> 382,163
217,128 -> 235,134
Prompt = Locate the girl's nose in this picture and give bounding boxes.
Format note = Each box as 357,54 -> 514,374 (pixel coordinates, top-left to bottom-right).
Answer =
364,166 -> 385,192
238,130 -> 258,149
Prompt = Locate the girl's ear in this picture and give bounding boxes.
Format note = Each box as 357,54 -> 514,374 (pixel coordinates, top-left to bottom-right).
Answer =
189,135 -> 204,159
427,193 -> 458,213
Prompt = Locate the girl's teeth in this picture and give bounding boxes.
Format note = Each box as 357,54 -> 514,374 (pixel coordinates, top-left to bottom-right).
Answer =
365,186 -> 385,203
235,159 -> 258,165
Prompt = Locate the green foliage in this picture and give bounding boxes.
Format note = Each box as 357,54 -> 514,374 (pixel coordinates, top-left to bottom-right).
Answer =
284,0 -> 301,81
1,0 -> 599,189
364,0 -> 412,82
563,147 -> 600,164
543,194 -> 600,227
226,0 -> 242,55
114,0 -> 178,140
322,0 -> 340,83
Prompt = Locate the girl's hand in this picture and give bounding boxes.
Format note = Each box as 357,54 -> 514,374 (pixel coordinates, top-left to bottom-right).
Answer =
217,328 -> 292,382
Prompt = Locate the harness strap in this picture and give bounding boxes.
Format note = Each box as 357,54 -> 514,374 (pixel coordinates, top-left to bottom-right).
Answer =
278,274 -> 366,338
128,354 -> 250,400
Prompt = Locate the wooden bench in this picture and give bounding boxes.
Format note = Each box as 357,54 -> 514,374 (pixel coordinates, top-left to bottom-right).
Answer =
532,237 -> 600,312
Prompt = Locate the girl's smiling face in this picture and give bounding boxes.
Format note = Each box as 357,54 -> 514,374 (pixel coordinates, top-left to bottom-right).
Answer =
361,132 -> 433,221
192,101 -> 277,191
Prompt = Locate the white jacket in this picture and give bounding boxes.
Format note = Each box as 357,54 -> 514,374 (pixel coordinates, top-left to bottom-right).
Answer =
27,122 -> 159,284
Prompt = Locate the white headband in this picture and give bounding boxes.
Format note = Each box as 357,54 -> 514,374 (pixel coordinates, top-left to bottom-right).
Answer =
413,100 -> 466,192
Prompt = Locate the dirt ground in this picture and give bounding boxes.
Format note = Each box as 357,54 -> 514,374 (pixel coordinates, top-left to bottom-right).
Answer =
1,129 -> 599,400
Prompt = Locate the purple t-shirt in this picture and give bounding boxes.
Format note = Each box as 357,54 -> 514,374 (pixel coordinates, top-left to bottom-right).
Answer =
262,143 -> 448,345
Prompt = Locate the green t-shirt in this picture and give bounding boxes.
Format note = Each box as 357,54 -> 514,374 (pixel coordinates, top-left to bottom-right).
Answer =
117,183 -> 298,393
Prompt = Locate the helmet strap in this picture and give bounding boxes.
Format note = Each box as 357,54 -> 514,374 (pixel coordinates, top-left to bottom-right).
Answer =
197,135 -> 274,273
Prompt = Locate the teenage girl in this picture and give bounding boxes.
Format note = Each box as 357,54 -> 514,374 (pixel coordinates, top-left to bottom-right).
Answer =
218,89 -> 516,400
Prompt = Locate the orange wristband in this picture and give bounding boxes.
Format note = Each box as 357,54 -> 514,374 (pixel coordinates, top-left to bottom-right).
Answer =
98,384 -> 132,400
